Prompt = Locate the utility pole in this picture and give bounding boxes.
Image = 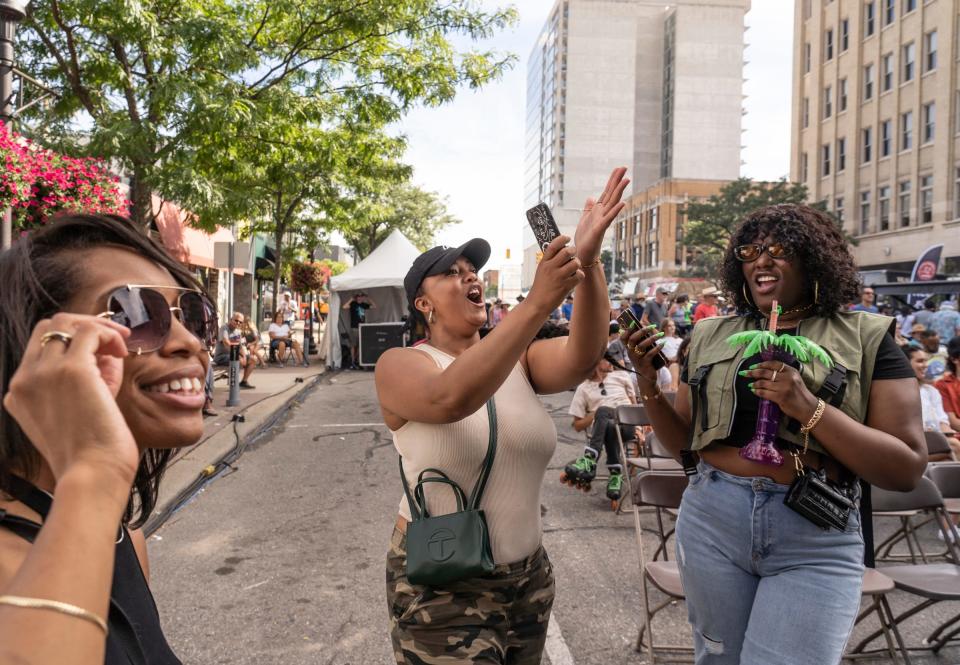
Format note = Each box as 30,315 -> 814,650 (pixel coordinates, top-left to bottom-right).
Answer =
0,0 -> 27,250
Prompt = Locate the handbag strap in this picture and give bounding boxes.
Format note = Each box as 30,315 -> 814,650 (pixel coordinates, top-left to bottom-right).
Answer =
399,397 -> 498,520
414,475 -> 467,518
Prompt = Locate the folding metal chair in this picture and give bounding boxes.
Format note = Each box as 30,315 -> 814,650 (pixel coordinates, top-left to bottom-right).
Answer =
630,470 -> 693,663
615,404 -> 681,517
846,569 -> 912,664
926,462 -> 960,520
925,430 -> 955,463
852,477 -> 960,658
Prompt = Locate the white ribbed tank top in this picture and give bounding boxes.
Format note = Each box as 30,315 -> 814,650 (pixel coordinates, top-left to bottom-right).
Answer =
392,344 -> 557,564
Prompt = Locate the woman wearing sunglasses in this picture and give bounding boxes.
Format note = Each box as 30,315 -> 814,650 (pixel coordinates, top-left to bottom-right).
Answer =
0,213 -> 217,664
623,204 -> 925,664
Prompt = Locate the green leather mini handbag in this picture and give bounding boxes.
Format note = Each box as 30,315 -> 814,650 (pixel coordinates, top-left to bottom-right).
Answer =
399,399 -> 497,586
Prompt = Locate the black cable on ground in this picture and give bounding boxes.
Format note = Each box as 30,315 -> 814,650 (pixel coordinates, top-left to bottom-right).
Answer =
143,372 -> 329,535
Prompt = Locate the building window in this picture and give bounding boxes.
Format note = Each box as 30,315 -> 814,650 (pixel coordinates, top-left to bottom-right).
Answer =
835,196 -> 845,226
824,86 -> 832,118
804,43 -> 811,73
822,144 -> 832,176
920,175 -> 933,223
838,137 -> 847,171
903,43 -> 915,82
825,29 -> 834,60
633,246 -> 640,270
881,119 -> 892,156
925,31 -> 937,72
882,53 -> 894,91
863,126 -> 873,163
839,78 -> 848,111
879,185 -> 891,230
901,111 -> 913,150
803,97 -> 810,128
955,168 -> 960,219
864,64 -> 874,99
904,0 -> 916,12
884,0 -> 895,26
899,180 -> 911,227
923,102 -> 935,142
865,1 -> 876,36
860,191 -> 871,234
803,0 -> 812,20
841,19 -> 850,51
802,152 -> 809,181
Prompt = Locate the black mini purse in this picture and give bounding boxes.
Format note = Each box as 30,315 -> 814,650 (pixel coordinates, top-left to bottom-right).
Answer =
783,399 -> 856,531
784,463 -> 855,531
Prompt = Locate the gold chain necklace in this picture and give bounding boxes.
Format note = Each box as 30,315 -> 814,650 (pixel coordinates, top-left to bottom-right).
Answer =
761,302 -> 814,329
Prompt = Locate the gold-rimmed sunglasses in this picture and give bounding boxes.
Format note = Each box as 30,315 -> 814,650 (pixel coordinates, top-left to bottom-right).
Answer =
97,284 -> 218,355
733,242 -> 789,262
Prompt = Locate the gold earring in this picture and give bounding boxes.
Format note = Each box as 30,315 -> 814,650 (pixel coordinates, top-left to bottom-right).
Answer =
428,310 -> 436,324
742,283 -> 756,308
814,281 -> 819,305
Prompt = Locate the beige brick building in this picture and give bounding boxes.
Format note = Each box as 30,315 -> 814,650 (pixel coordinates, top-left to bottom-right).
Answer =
612,178 -> 730,288
791,0 -> 960,273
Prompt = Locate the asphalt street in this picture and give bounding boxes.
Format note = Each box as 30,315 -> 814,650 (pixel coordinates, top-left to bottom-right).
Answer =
149,370 -> 960,664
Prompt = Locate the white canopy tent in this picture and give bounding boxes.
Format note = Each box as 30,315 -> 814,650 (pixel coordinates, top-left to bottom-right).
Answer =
324,229 -> 422,368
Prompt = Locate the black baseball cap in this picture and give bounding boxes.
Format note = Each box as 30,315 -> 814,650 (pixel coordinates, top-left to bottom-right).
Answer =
404,238 -> 491,310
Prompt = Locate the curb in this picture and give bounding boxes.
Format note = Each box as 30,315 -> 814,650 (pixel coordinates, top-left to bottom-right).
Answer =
144,371 -> 326,535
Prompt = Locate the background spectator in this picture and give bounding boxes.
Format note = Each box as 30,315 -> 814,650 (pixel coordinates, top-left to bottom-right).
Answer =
640,286 -> 670,328
930,300 -> 960,344
915,298 -> 938,330
561,294 -> 574,322
341,292 -> 376,368
213,311 -> 256,389
919,330 -> 948,381
937,338 -> 960,432
905,346 -> 960,456
668,293 -> 692,337
693,286 -> 720,323
630,295 -> 646,320
279,291 -> 298,327
850,286 -> 878,313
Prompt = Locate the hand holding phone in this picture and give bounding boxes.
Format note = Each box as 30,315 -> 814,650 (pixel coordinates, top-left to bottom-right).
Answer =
617,308 -> 666,371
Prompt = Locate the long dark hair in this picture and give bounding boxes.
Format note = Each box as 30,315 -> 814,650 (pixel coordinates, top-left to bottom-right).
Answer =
0,213 -> 207,527
721,204 -> 860,318
947,337 -> 960,376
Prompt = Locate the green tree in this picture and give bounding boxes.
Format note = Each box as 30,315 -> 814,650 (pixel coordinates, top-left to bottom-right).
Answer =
17,0 -> 517,227
337,181 -> 458,259
678,178 -> 812,280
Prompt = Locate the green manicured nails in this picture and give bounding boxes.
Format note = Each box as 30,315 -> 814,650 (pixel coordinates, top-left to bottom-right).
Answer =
748,382 -> 756,391
749,363 -> 758,370
656,331 -> 665,337
738,370 -> 749,377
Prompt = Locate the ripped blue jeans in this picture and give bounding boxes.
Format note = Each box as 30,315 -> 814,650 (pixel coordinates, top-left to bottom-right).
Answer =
675,461 -> 864,665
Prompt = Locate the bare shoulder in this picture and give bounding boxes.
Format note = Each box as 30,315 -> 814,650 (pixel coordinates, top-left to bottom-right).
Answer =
374,346 -> 439,387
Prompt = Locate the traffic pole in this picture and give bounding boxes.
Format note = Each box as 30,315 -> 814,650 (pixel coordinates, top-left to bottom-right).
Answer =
226,343 -> 241,407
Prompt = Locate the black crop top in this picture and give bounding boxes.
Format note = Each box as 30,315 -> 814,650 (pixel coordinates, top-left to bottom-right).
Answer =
681,329 -> 914,447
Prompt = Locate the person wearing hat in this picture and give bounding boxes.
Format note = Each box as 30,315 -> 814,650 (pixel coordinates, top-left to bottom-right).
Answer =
640,286 -> 671,329
341,291 -> 377,369
376,167 -> 629,663
693,286 -> 721,323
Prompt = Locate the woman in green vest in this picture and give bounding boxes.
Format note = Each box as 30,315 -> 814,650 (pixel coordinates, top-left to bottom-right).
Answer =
623,204 -> 925,664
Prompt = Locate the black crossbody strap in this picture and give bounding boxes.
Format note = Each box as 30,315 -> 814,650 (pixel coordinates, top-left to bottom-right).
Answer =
399,457 -> 422,521
786,362 -> 848,434
681,366 -> 711,476
6,475 -> 52,518
468,399 -> 498,510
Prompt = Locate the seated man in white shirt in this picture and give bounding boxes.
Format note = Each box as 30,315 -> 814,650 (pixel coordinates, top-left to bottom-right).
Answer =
563,354 -> 637,504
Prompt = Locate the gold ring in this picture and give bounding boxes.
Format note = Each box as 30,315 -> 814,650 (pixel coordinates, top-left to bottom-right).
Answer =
40,331 -> 73,348
770,370 -> 779,382
780,362 -> 787,371
627,343 -> 635,351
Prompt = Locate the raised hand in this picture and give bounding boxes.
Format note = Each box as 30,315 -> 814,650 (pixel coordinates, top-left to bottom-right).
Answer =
574,167 -> 630,265
2,314 -> 138,486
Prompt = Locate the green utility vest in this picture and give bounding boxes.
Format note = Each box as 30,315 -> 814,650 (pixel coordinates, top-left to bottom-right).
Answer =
686,311 -> 894,456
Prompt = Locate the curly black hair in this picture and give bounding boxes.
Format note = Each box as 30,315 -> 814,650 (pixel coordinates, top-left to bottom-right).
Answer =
721,204 -> 860,318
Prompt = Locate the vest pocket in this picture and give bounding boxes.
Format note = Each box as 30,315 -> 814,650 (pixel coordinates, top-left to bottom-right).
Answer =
692,346 -> 743,433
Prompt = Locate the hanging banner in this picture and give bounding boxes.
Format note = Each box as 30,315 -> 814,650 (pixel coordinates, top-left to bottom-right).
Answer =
908,244 -> 943,306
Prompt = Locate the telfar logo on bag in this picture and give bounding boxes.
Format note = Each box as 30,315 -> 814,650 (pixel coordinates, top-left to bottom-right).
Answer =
427,528 -> 457,562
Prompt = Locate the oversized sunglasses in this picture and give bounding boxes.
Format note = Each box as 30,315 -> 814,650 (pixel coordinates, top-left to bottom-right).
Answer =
733,242 -> 789,262
97,285 -> 218,355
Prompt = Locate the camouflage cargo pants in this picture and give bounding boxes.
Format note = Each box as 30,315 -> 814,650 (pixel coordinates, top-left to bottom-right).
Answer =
386,526 -> 555,664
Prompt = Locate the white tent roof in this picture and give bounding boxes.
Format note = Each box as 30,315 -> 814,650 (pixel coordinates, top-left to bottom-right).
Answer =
329,229 -> 421,292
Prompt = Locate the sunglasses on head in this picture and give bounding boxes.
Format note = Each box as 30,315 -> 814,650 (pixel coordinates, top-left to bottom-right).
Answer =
97,284 -> 218,355
733,242 -> 789,262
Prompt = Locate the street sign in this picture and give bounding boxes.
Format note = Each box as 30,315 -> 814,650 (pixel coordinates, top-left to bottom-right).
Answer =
214,241 -> 251,271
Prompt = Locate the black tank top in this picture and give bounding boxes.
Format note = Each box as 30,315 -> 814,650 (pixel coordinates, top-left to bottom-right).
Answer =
0,476 -> 182,665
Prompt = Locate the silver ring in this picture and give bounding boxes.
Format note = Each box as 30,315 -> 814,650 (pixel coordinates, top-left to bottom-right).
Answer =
40,331 -> 73,348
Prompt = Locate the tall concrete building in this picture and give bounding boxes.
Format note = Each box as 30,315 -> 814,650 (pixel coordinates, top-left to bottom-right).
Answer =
791,0 -> 960,273
523,0 -> 749,288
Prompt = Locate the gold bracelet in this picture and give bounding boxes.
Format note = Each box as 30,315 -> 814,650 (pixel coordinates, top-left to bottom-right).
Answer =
580,258 -> 600,269
0,595 -> 108,635
800,398 -> 826,434
640,376 -> 662,401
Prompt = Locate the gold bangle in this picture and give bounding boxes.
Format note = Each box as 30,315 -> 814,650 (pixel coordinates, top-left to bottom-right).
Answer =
580,258 -> 600,269
0,595 -> 108,635
641,380 -> 662,401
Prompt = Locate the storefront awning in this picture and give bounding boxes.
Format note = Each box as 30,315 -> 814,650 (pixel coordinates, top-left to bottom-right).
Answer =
152,199 -> 246,273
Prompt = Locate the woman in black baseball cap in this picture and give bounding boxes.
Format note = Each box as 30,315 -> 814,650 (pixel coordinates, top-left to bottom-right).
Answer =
376,167 -> 629,664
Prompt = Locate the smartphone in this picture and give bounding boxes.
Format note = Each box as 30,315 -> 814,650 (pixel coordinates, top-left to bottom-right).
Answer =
525,202 -> 562,251
617,308 -> 667,370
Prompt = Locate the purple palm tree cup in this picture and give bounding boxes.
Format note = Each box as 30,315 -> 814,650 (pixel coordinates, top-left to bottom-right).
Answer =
739,348 -> 795,467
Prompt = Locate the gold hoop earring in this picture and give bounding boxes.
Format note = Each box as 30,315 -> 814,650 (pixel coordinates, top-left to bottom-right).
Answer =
814,281 -> 819,305
742,283 -> 756,308
428,310 -> 436,325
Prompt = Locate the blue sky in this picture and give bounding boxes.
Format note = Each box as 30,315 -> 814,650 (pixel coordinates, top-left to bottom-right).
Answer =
382,0 -> 795,274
